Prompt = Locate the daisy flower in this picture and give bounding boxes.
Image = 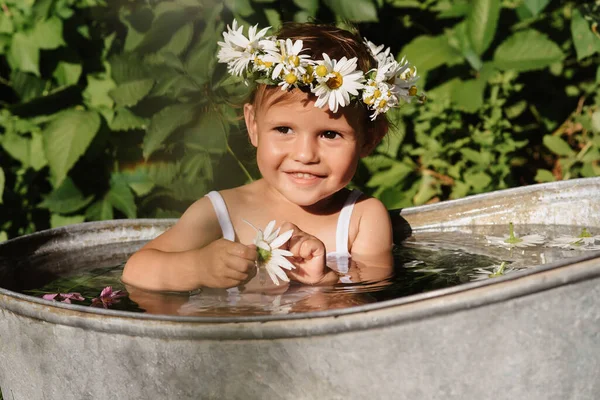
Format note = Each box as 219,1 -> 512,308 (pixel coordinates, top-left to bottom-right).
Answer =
546,228 -> 600,250
245,220 -> 296,285
486,222 -> 545,249
469,262 -> 516,281
364,38 -> 393,65
217,19 -> 272,76
312,53 -> 365,113
264,39 -> 311,83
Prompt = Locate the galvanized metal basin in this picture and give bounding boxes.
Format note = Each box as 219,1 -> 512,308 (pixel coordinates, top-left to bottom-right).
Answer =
1,177 -> 599,400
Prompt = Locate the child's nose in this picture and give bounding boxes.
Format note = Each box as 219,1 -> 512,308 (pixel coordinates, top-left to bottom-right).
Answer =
292,135 -> 319,164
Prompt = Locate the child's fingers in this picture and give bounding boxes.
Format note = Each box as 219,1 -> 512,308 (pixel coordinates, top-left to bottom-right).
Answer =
224,268 -> 249,282
226,242 -> 258,261
299,238 -> 325,259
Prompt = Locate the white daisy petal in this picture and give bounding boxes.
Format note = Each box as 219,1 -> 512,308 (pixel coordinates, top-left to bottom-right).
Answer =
271,229 -> 294,249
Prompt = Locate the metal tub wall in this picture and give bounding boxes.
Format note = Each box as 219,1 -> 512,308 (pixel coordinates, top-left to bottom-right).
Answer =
1,177 -> 599,400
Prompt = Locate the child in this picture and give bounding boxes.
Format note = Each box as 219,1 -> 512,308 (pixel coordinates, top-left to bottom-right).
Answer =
122,21 -> 420,292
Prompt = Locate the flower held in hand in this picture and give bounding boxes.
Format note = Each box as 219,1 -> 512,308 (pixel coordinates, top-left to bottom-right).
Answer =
245,220 -> 295,285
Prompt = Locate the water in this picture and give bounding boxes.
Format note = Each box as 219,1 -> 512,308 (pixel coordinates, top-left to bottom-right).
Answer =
21,224 -> 600,316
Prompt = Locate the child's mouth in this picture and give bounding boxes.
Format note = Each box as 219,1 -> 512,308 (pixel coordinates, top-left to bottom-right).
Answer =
286,171 -> 324,183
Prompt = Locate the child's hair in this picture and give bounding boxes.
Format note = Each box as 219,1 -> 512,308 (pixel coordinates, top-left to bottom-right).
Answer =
248,22 -> 389,142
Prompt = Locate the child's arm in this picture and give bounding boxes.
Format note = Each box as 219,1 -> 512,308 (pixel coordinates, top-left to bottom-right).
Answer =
348,197 -> 394,281
122,197 -> 257,292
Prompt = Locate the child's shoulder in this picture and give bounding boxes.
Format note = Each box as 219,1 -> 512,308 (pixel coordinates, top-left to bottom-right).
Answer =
354,192 -> 389,221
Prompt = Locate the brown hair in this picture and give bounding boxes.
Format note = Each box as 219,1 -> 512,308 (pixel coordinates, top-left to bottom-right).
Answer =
248,22 -> 389,146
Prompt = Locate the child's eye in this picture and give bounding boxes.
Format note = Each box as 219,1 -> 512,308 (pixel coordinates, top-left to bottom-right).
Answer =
275,126 -> 292,134
321,131 -> 340,140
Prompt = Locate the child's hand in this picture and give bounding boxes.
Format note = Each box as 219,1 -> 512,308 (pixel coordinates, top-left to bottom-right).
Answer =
279,222 -> 338,285
196,239 -> 257,288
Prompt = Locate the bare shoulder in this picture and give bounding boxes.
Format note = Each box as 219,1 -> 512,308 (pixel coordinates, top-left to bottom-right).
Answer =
350,194 -> 393,255
144,195 -> 222,252
355,194 -> 391,226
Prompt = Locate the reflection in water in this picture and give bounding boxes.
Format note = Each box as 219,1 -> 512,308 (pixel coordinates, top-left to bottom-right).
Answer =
23,225 -> 600,317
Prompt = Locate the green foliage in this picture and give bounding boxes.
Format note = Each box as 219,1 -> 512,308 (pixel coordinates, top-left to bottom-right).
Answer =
0,0 -> 598,238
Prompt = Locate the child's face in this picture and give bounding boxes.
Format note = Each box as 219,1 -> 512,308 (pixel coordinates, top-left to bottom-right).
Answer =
244,90 -> 371,207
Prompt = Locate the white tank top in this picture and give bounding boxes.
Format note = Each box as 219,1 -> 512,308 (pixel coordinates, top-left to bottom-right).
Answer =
205,189 -> 362,275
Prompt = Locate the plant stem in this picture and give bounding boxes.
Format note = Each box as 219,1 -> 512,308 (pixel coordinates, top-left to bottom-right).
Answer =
227,143 -> 254,183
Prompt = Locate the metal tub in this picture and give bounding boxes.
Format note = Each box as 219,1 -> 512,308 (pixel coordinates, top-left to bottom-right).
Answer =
1,177 -> 599,399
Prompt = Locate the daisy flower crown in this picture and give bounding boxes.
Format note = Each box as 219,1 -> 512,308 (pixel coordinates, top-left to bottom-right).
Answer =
217,20 -> 423,120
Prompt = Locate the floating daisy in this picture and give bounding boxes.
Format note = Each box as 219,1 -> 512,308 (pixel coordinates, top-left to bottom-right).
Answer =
469,262 -> 516,281
245,220 -> 296,285
217,19 -> 272,76
312,53 -> 365,113
486,222 -> 546,249
546,228 -> 600,250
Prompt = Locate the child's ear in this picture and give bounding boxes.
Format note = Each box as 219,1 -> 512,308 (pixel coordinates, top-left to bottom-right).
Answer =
244,103 -> 259,147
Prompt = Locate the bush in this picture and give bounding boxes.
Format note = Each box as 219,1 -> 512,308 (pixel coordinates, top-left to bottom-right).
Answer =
0,0 -> 598,239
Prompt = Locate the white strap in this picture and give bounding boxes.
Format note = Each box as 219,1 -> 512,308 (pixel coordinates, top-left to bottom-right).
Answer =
205,191 -> 235,241
335,189 -> 362,255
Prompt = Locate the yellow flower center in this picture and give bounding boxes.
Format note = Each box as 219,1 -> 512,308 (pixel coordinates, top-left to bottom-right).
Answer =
373,89 -> 381,99
316,65 -> 328,77
379,99 -> 387,108
364,96 -> 375,105
254,57 -> 263,66
326,71 -> 343,89
288,55 -> 300,67
302,74 -> 314,84
408,86 -> 418,96
285,73 -> 297,85
264,61 -> 273,68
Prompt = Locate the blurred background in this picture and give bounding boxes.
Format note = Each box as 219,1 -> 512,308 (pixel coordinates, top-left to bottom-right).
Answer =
0,0 -> 598,241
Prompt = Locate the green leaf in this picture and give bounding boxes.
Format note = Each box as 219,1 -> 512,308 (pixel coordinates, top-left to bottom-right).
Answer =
413,174 -> 439,205
32,16 -> 66,50
523,0 -> 549,16
109,79 -> 155,108
294,0 -> 319,14
264,8 -> 282,29
571,9 -> 600,61
543,135 -> 575,157
223,0 -> 254,17
143,103 -> 197,159
83,74 -> 117,110
53,62 -> 82,86
0,167 -> 4,204
107,180 -> 137,219
10,70 -> 45,102
493,30 -> 564,72
184,112 -> 229,154
85,198 -> 114,221
135,8 -> 198,54
464,170 -> 491,192
30,132 -> 47,171
323,0 -> 378,22
114,169 -> 155,196
8,32 -> 40,76
467,0 -> 501,55
109,108 -> 149,131
43,109 -> 101,187
2,131 -> 30,165
400,35 -> 461,74
0,12 -> 14,34
38,177 -> 94,214
161,23 -> 194,56
453,79 -> 484,113
50,214 -> 85,228
534,169 -> 555,183
146,161 -> 181,187
366,162 -> 413,189
0,231 -> 7,242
